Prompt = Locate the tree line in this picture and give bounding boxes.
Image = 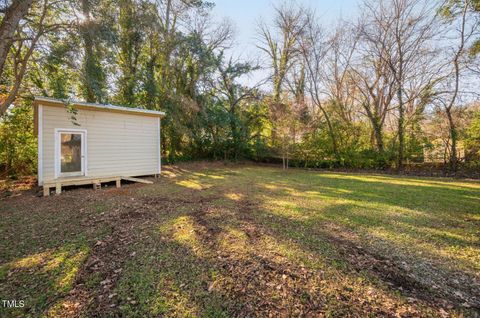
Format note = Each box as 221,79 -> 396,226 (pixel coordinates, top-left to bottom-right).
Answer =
0,0 -> 479,177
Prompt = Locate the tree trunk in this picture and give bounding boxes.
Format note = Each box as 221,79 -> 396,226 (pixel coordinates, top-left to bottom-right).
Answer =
81,30 -> 97,102
443,1 -> 468,173
0,32 -> 40,116
363,105 -> 385,154
286,148 -> 289,169
313,95 -> 339,160
80,0 -> 106,102
372,120 -> 384,153
446,108 -> 458,172
323,111 -> 339,160
397,87 -> 405,171
0,0 -> 34,80
229,110 -> 238,161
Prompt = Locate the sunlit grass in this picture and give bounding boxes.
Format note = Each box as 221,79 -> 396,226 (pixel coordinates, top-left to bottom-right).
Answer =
173,166 -> 480,274
11,251 -> 50,269
192,172 -> 225,180
171,216 -> 200,246
176,179 -> 204,190
0,243 -> 89,317
217,228 -> 248,254
224,192 -> 243,201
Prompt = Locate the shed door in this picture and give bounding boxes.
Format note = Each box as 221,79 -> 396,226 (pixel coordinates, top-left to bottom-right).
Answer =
55,130 -> 86,178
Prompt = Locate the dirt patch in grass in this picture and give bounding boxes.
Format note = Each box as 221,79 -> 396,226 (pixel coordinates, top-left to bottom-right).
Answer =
316,223 -> 480,310
1,163 -> 479,317
42,193 -> 167,317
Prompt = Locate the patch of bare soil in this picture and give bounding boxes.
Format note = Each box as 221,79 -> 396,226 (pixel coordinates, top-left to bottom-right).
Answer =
182,199 -> 330,317
316,223 -> 480,312
44,193 -> 163,317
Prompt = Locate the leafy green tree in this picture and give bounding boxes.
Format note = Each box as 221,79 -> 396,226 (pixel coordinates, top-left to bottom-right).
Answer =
210,56 -> 259,160
0,0 -> 69,115
0,102 -> 36,177
116,0 -> 149,106
77,0 -> 112,103
0,0 -> 34,81
466,110 -> 480,159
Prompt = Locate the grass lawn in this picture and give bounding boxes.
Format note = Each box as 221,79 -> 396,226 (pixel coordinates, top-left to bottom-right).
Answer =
1,162 -> 479,317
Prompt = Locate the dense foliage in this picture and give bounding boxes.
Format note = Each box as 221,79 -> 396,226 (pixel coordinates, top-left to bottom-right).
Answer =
0,0 -> 479,177
0,105 -> 36,176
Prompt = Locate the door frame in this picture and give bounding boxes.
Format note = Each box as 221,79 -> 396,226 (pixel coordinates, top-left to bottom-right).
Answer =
54,128 -> 88,179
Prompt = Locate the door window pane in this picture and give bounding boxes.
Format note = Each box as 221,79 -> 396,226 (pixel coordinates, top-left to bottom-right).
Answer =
61,133 -> 82,173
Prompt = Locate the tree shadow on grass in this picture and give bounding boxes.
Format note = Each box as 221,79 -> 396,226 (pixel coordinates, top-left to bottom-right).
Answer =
0,186 -> 150,317
0,187 -> 121,317
251,201 -> 480,309
0,242 -> 89,317
108,175 -> 476,316
0,189 -> 114,264
165,166 -> 480,312
109,186 -> 417,317
113,235 -> 232,317
268,170 -> 480,217
237,170 -> 480,310
253,173 -> 480,254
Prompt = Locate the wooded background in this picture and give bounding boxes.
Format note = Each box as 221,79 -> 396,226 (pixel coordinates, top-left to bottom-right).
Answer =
1,0 -> 479,178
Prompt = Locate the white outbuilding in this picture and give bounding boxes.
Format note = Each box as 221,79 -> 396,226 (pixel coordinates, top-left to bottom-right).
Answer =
34,97 -> 165,196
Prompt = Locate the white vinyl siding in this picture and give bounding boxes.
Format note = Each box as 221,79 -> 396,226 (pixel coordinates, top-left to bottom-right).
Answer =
40,104 -> 160,184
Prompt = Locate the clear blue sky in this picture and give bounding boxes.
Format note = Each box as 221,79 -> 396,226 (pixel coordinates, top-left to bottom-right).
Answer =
211,0 -> 360,83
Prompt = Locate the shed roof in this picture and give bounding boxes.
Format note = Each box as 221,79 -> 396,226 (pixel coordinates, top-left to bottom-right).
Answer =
34,96 -> 166,117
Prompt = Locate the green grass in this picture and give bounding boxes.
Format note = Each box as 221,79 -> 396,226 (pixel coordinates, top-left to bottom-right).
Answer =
1,163 -> 479,317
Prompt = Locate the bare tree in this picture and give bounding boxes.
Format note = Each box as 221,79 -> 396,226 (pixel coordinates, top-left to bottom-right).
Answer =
256,4 -> 307,168
351,16 -> 396,154
0,0 -> 34,80
354,0 -> 438,169
256,4 -> 307,105
299,12 -> 340,159
325,24 -> 360,128
374,0 -> 437,170
436,0 -> 479,171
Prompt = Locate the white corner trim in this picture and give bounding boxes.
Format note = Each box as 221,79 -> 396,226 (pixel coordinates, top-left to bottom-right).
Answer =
84,129 -> 88,177
157,118 -> 161,174
54,128 -> 88,179
38,105 -> 43,186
